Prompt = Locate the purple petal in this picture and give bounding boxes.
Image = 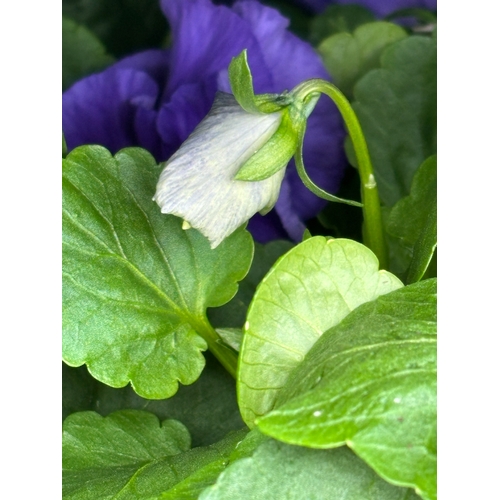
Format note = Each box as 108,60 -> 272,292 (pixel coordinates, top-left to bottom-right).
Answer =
160,0 -> 271,95
63,67 -> 160,154
246,210 -> 288,243
156,79 -> 218,160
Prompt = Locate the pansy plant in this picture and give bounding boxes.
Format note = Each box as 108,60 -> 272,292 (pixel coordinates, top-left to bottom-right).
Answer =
63,40 -> 436,500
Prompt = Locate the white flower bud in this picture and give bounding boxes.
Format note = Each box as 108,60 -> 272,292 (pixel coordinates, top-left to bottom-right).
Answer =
153,92 -> 286,248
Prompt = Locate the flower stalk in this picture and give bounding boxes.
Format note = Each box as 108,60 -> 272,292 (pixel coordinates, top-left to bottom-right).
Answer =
290,79 -> 388,270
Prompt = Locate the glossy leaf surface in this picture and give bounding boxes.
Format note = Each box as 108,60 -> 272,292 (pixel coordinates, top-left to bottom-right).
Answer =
258,279 -> 437,500
63,146 -> 253,398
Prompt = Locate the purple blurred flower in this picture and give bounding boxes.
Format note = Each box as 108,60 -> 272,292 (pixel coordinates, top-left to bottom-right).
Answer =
62,0 -> 347,243
292,0 -> 436,17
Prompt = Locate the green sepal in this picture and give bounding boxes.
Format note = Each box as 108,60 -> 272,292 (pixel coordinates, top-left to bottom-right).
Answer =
229,49 -> 290,115
235,109 -> 299,181
228,49 -> 263,114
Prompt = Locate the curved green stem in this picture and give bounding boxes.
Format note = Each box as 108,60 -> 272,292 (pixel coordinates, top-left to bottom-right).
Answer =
291,79 -> 388,269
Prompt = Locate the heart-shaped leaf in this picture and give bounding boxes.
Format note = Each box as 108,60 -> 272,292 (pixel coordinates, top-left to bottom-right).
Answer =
237,236 -> 402,426
63,146 -> 253,398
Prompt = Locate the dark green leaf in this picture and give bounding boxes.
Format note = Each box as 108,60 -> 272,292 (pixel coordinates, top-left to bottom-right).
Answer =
63,351 -> 245,448
62,146 -> 253,398
351,35 -> 437,206
406,208 -> 437,284
62,0 -> 168,58
63,410 -> 191,499
309,5 -> 376,45
63,410 -> 247,500
62,16 -> 115,91
387,155 -> 437,283
318,22 -> 407,99
258,279 -> 437,500
238,237 -> 402,427
200,434 -> 420,500
207,240 -> 293,329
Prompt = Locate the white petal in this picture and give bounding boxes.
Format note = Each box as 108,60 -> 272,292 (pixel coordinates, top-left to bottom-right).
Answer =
154,92 -> 286,248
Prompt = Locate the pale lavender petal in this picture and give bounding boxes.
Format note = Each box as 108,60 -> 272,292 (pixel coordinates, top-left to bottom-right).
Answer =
154,93 -> 285,248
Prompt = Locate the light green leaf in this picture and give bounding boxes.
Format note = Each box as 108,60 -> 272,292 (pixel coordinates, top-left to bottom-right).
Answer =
62,146 -> 253,398
258,279 -> 437,500
309,4 -> 376,45
63,410 -> 191,499
237,237 -> 402,427
351,35 -> 437,206
63,410 -> 247,500
387,155 -> 437,283
63,351 -> 245,448
62,16 -> 114,90
200,434 -> 420,500
207,240 -> 293,329
318,21 -> 407,99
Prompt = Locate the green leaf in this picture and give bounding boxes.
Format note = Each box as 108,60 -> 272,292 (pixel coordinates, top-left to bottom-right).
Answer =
387,155 -> 437,283
309,4 -> 376,45
155,430 -> 248,500
406,209 -> 437,284
62,146 -> 253,398
62,16 -> 114,91
257,279 -> 437,500
63,410 -> 247,500
63,351 -> 245,447
318,22 -> 407,100
62,0 -> 168,58
207,240 -> 293,329
238,237 -> 402,427
63,410 -> 191,499
200,434 -> 420,500
351,35 -> 437,206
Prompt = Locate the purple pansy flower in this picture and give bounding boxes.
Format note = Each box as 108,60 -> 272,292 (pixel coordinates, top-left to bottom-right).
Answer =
291,0 -> 437,17
63,0 -> 347,243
